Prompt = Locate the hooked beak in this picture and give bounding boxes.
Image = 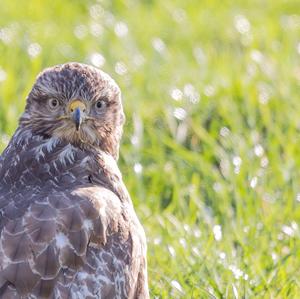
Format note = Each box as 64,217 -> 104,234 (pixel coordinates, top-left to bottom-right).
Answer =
69,100 -> 86,131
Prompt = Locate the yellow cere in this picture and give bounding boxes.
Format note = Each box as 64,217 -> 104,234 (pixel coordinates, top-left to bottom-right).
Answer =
69,100 -> 86,113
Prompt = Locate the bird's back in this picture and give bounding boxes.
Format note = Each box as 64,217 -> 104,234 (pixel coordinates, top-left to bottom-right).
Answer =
0,132 -> 148,298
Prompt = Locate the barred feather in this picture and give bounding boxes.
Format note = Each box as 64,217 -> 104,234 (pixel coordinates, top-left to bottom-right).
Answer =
0,63 -> 148,299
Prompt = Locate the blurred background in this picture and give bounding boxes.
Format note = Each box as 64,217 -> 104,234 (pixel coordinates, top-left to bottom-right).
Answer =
1,0 -> 300,297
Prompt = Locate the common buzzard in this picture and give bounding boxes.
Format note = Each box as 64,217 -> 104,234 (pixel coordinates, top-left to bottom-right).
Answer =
0,63 -> 149,298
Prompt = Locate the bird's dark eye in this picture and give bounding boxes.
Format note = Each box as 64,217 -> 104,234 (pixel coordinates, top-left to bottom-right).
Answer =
95,100 -> 106,112
48,99 -> 60,110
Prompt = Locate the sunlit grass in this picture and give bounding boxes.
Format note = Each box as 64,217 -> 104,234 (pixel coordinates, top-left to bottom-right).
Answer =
1,0 -> 300,297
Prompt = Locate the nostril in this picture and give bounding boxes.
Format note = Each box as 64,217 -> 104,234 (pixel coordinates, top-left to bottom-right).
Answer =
71,108 -> 74,112
83,109 -> 86,113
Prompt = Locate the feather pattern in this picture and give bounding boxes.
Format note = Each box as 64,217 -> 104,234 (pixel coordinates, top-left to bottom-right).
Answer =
0,63 -> 148,299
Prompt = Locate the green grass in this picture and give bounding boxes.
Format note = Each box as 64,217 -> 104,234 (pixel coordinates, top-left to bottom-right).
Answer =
1,0 -> 300,297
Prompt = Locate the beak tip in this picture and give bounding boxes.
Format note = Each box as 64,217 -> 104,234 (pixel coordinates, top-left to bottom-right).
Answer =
73,107 -> 83,131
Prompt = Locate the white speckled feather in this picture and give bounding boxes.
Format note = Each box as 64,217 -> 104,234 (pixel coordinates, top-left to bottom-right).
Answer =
0,63 -> 149,299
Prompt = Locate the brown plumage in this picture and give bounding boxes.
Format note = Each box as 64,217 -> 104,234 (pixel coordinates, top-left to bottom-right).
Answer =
0,62 -> 149,298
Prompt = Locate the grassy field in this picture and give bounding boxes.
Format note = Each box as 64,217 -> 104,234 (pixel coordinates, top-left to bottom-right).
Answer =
1,0 -> 300,298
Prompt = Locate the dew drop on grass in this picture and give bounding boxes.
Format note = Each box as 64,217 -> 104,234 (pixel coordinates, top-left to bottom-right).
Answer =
251,49 -> 264,64
282,225 -> 294,237
192,247 -> 200,256
0,26 -> 16,44
74,25 -> 88,39
254,144 -> 264,157
164,162 -> 173,172
213,225 -> 222,241
213,182 -> 222,192
259,91 -> 270,104
232,156 -> 242,167
132,54 -> 145,67
114,21 -> 128,37
204,85 -> 215,97
277,233 -> 284,241
183,224 -> 191,233
90,23 -> 103,37
168,245 -> 176,257
89,4 -> 104,19
27,43 -> 42,58
280,15 -> 300,30
193,47 -> 206,65
193,228 -> 201,238
0,68 -> 7,82
170,88 -> 183,101
257,222 -> 263,230
173,108 -> 187,120
152,38 -> 166,53
282,246 -> 290,255
183,84 -> 193,96
229,264 -> 244,280
250,176 -> 257,188
115,62 -> 127,75
134,163 -> 143,174
153,237 -> 161,245
171,280 -> 184,294
261,156 -> 269,168
58,43 -> 74,58
179,238 -> 187,248
172,8 -> 186,23
233,156 -> 242,174
243,226 -> 250,233
291,221 -> 298,230
234,15 -> 251,34
104,11 -> 115,27
219,252 -> 226,260
249,279 -> 256,286
220,126 -> 230,137
130,135 -> 139,147
90,53 -> 105,68
271,252 -> 278,262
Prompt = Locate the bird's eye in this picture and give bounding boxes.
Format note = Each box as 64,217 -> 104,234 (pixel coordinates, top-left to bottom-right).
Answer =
48,99 -> 60,110
95,100 -> 106,112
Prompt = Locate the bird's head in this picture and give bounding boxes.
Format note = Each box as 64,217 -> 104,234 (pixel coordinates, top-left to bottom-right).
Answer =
20,62 -> 125,159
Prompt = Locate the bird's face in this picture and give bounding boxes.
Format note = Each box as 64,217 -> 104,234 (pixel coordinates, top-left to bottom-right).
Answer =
20,63 -> 125,159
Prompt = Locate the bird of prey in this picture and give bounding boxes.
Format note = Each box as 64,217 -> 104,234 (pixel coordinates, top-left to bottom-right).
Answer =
0,63 -> 149,299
